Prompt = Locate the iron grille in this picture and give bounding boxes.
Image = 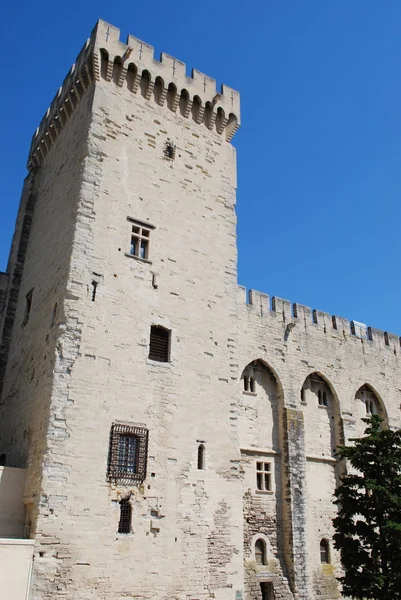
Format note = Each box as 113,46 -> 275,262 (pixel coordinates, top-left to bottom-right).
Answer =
149,325 -> 170,362
107,423 -> 148,483
118,499 -> 132,534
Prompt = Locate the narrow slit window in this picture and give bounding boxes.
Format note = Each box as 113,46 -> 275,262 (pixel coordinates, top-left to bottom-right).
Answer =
118,498 -> 132,534
197,444 -> 205,470
249,377 -> 256,393
22,288 -> 34,327
301,388 -> 306,403
255,539 -> 267,565
320,539 -> 330,563
318,390 -> 323,406
243,376 -> 249,392
256,462 -> 272,491
322,391 -> 328,406
149,325 -> 170,362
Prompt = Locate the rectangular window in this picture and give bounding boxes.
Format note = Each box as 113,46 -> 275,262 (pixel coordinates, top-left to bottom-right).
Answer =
22,288 -> 34,327
149,325 -> 170,362
256,461 -> 272,491
127,218 -> 154,261
107,423 -> 148,483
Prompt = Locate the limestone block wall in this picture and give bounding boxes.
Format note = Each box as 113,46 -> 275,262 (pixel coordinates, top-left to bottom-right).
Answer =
0,21 -> 245,600
0,88 -> 95,533
0,273 -> 8,318
238,287 -> 401,600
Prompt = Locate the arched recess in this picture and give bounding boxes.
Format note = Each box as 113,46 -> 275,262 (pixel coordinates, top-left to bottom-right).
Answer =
240,359 -> 291,595
166,83 -> 178,112
140,70 -> 151,98
112,57 -> 123,86
153,76 -> 164,105
191,95 -> 202,123
126,63 -> 138,92
99,49 -> 109,80
300,372 -> 342,594
354,383 -> 388,436
300,372 -> 343,458
215,107 -> 227,134
179,89 -> 190,117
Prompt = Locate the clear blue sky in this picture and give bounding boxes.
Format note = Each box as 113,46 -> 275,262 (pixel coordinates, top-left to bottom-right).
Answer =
1,1 -> 401,333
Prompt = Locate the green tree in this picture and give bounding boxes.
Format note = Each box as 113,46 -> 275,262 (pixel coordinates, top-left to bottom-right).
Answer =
333,415 -> 401,599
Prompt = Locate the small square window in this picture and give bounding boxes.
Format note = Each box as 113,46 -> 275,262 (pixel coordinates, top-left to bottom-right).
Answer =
126,218 -> 155,262
256,461 -> 272,491
149,325 -> 170,362
107,423 -> 148,483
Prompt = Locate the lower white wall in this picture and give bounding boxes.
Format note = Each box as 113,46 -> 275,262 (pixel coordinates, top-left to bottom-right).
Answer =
0,539 -> 34,600
0,466 -> 26,537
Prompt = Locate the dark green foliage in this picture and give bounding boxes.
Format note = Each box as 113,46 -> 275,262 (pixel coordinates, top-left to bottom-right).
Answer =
333,415 -> 401,599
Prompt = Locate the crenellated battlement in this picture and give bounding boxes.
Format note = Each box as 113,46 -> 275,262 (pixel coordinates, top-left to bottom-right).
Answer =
239,285 -> 401,354
27,19 -> 240,169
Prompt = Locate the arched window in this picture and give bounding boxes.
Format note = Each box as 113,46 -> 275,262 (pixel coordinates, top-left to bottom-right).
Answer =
250,377 -> 256,393
320,539 -> 330,563
118,498 -> 132,534
197,444 -> 205,470
255,539 -> 267,565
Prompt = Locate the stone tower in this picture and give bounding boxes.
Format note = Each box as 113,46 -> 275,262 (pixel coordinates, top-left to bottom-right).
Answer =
0,19 -> 243,600
2,17 -> 401,600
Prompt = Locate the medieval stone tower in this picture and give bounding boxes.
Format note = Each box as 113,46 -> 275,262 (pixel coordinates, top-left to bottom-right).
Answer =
0,19 -> 400,600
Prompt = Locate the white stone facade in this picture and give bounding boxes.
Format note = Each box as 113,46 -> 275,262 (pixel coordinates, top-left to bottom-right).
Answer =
0,19 -> 400,600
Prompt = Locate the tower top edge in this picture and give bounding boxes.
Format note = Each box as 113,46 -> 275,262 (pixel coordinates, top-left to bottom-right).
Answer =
92,19 -> 240,109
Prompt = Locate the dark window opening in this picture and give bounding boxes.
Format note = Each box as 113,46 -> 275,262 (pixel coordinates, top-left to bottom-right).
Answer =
149,325 -> 170,362
301,388 -> 305,403
0,453 -> 6,466
244,376 -> 249,392
91,281 -> 98,302
320,539 -> 330,563
260,582 -> 274,600
118,498 -> 132,534
164,140 -> 176,160
107,423 -> 148,483
197,444 -> 205,470
22,289 -> 34,327
255,539 -> 267,565
250,377 -> 256,393
322,391 -> 328,406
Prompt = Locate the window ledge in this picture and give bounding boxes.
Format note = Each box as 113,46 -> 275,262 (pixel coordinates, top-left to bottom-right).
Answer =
243,391 -> 257,396
318,404 -> 328,409
146,358 -> 171,368
255,490 -> 274,496
124,253 -> 152,265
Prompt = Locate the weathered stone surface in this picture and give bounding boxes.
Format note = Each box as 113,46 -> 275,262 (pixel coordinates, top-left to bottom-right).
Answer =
0,18 -> 400,600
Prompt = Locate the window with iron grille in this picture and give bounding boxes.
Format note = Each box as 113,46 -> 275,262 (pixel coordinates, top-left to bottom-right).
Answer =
107,423 -> 148,483
149,325 -> 170,362
118,498 -> 132,534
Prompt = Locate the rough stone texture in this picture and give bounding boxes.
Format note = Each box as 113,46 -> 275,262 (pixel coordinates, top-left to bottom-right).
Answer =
1,18 -> 401,600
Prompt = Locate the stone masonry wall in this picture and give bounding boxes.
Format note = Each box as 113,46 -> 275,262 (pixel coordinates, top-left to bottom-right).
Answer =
26,45 -> 244,599
238,288 -> 401,600
0,88 -> 95,535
